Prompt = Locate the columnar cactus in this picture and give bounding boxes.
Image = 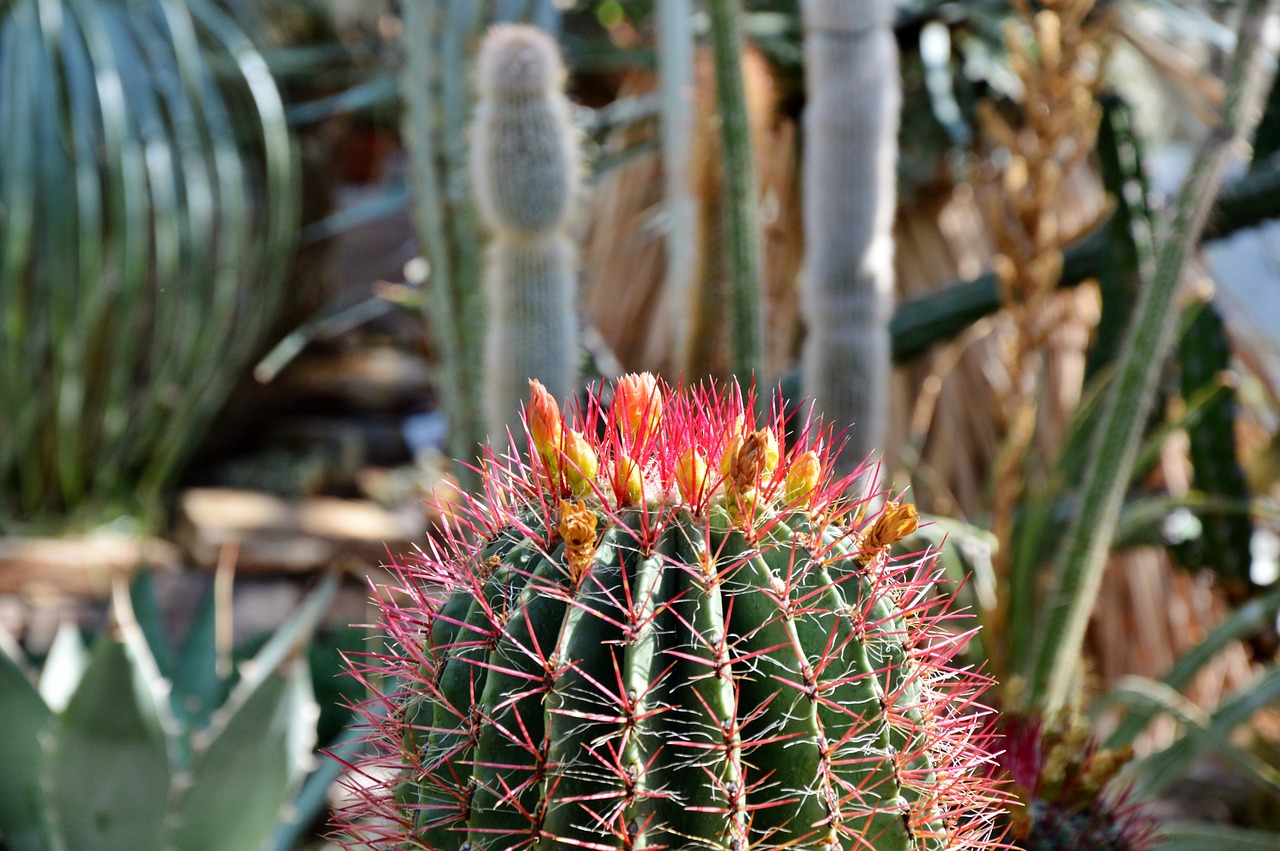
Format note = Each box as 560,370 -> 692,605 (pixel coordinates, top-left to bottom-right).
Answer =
340,375 -> 1007,849
799,0 -> 901,477
471,25 -> 582,441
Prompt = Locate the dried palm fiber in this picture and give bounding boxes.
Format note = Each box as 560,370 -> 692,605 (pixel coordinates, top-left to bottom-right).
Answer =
887,164 -> 1106,521
581,47 -> 802,380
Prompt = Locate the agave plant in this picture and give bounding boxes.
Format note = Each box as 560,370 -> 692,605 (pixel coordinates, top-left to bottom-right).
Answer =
0,573 -> 335,851
0,0 -> 299,529
338,375 -> 1007,849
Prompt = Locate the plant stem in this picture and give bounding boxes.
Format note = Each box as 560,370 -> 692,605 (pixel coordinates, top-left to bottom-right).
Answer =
1027,0 -> 1278,714
889,152 -> 1280,362
656,0 -> 698,371
706,0 -> 766,391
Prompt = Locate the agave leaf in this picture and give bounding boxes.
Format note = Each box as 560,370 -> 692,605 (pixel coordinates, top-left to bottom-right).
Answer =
45,610 -> 175,851
1124,665 -> 1280,798
170,660 -> 317,851
172,582 -> 226,735
37,621 -> 89,714
235,575 -> 338,694
1154,822 -> 1280,851
129,568 -> 172,677
265,706 -> 374,851
1103,583 -> 1280,748
0,627 -> 53,851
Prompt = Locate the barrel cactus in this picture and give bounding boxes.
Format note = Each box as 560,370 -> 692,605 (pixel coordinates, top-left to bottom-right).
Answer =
339,375 -> 1007,849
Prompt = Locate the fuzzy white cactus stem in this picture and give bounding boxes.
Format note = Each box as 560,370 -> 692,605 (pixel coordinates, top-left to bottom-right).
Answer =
471,25 -> 582,440
800,0 -> 901,476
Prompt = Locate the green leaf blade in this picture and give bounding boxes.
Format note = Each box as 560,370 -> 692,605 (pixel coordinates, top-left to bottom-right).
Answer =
0,630 -> 53,851
45,632 -> 173,851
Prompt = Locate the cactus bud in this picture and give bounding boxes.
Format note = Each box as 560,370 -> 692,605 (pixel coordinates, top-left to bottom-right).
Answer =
612,453 -> 645,506
677,449 -> 710,505
527,379 -> 564,467
857,499 -> 919,564
783,450 -> 822,505
613,372 -> 663,445
558,499 -> 598,585
561,429 -> 598,497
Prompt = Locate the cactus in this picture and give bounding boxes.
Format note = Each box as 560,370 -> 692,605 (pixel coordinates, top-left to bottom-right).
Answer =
400,3 -> 562,490
799,0 -> 901,476
338,374 -> 1007,849
471,25 -> 582,440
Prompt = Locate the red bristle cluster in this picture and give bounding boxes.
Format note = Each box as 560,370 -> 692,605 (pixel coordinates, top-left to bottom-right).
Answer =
333,376 -> 1012,849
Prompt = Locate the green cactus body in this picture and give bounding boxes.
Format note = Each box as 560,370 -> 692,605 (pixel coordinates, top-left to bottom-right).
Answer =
340,376 -> 1006,849
470,24 -> 582,439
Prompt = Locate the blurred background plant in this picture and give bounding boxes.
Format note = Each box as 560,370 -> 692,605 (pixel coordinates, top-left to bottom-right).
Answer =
0,0 -> 299,532
0,571 -> 337,851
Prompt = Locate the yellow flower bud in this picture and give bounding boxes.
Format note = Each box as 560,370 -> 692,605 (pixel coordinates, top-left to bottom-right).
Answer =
783,450 -> 821,505
561,429 -> 598,496
723,428 -> 779,494
613,453 -> 645,505
676,450 -> 709,504
859,499 -> 920,556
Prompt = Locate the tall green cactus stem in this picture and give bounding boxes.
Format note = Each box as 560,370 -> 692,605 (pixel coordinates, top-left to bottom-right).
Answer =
799,0 -> 901,477
472,25 -> 582,440
338,376 -> 1008,850
401,1 -> 484,489
707,0 -> 766,389
1176,300 -> 1254,600
1026,0 -> 1279,713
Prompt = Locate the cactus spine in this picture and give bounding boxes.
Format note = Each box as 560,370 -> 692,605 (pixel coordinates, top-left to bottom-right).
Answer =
339,376 -> 1007,850
799,0 -> 901,475
472,25 -> 582,441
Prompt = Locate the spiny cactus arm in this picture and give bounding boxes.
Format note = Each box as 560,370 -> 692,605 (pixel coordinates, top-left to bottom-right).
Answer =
539,525 -> 630,847
765,534 -> 914,850
655,0 -> 699,372
800,0 -> 900,473
1027,0 -> 1278,715
671,523 -> 747,847
468,545 -> 570,841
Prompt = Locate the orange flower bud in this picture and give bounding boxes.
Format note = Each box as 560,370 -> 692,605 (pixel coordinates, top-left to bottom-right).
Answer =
676,449 -> 709,504
613,372 -> 663,443
612,453 -> 645,505
859,499 -> 920,558
526,379 -> 563,466
558,499 -> 598,585
783,451 -> 822,505
561,429 -> 598,496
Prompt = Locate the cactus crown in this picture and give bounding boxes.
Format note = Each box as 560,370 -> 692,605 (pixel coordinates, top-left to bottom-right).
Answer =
339,376 -> 1008,850
476,24 -> 566,98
